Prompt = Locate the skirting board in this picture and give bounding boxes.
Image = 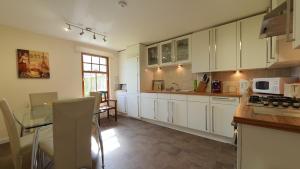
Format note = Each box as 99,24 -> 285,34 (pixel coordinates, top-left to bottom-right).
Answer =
123,115 -> 234,145
0,137 -> 9,144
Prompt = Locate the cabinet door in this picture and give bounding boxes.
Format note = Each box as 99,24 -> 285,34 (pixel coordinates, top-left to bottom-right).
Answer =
125,57 -> 139,93
156,99 -> 169,123
211,104 -> 236,138
118,51 -> 127,84
126,94 -> 139,118
188,102 -> 208,132
238,14 -> 267,69
147,44 -> 159,67
191,30 -> 210,73
160,40 -> 174,66
294,0 -> 300,49
171,100 -> 188,127
175,35 -> 191,64
141,97 -> 155,120
211,22 -> 237,71
117,95 -> 126,113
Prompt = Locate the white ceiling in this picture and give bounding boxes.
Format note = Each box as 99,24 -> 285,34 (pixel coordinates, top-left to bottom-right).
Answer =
0,0 -> 270,51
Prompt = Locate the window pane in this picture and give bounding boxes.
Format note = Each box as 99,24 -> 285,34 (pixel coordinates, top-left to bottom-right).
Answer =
92,64 -> 100,71
83,63 -> 91,71
100,58 -> 107,65
96,74 -> 107,91
92,56 -> 100,64
83,73 -> 96,96
83,55 -> 91,63
100,65 -> 107,72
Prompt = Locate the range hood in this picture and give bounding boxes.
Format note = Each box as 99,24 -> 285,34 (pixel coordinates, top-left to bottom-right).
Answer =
260,0 -> 293,39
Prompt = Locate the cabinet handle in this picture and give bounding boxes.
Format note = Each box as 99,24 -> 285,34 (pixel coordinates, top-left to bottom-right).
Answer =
205,105 -> 208,131
212,106 -> 215,133
214,29 -> 217,69
286,0 -> 295,42
172,102 -> 175,123
154,100 -> 156,119
239,22 -> 242,68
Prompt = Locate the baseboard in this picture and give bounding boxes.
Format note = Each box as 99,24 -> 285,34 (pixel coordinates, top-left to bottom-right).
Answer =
0,137 -> 9,144
123,115 -> 234,145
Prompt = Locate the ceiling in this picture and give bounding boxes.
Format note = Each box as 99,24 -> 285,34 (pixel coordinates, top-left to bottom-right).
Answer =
0,0 -> 270,51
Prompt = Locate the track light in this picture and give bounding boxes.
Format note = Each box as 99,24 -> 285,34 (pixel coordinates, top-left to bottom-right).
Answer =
103,36 -> 107,42
64,24 -> 71,31
80,29 -> 84,35
93,33 -> 96,40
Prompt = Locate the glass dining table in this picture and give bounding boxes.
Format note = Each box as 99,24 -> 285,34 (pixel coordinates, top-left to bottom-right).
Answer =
15,104 -> 102,137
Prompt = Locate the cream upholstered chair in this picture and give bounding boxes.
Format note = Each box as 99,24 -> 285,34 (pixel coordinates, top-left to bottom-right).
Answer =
33,97 -> 101,169
29,92 -> 58,108
0,98 -> 51,169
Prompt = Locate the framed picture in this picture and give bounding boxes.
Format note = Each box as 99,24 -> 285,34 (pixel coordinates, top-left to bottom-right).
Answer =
152,80 -> 165,91
17,49 -> 50,79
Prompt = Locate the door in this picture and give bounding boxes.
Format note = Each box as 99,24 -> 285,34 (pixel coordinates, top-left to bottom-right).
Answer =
126,94 -> 139,118
188,102 -> 208,132
160,40 -> 174,66
211,104 -> 236,137
156,99 -> 169,123
147,44 -> 159,67
125,56 -> 139,93
238,14 -> 267,69
171,100 -> 188,127
191,30 -> 210,73
141,97 -> 155,120
211,22 -> 237,71
175,35 -> 191,64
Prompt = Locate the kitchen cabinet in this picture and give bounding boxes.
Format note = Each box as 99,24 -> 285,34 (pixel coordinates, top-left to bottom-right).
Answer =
171,100 -> 188,127
140,93 -> 157,120
174,35 -> 191,64
294,0 -> 300,49
159,40 -> 174,66
237,14 -> 268,69
146,44 -> 159,67
126,93 -> 139,118
116,91 -> 126,113
125,56 -> 139,93
156,99 -> 169,123
210,97 -> 239,138
188,101 -> 209,131
191,30 -> 210,73
210,22 -> 237,71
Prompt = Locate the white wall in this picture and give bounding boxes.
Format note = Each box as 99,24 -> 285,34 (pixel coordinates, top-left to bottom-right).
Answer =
0,25 -> 118,143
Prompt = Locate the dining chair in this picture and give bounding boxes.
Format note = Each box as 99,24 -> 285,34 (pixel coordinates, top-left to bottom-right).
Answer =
0,98 -> 52,169
32,97 -> 104,169
29,92 -> 58,119
91,91 -> 118,122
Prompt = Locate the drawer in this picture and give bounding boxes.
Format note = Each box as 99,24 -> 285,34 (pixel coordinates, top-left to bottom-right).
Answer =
157,94 -> 170,99
210,96 -> 239,105
187,95 -> 210,102
170,94 -> 187,101
141,93 -> 157,99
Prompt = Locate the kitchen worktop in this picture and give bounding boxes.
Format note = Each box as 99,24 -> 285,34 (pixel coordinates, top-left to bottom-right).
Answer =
234,96 -> 300,133
141,90 -> 241,97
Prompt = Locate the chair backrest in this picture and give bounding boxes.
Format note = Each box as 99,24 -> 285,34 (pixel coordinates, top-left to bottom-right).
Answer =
29,92 -> 58,107
53,97 -> 95,169
99,91 -> 108,103
0,99 -> 21,169
89,92 -> 101,114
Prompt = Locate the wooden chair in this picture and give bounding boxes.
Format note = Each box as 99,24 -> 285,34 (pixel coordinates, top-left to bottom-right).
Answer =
99,91 -> 118,122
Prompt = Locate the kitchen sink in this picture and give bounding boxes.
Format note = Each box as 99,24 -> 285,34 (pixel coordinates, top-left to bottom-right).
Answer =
253,106 -> 300,118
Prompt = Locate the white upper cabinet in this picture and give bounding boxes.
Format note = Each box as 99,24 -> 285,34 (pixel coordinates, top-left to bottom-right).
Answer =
191,30 -> 210,73
146,44 -> 159,67
294,0 -> 300,49
159,40 -> 174,66
174,35 -> 192,64
210,22 -> 237,72
237,14 -> 268,69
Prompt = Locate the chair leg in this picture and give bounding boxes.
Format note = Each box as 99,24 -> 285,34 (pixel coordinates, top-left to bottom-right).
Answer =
107,110 -> 109,119
20,127 -> 24,137
99,133 -> 105,169
115,109 -> 117,122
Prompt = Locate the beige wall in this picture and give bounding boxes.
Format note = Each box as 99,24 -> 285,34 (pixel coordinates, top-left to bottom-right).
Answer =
0,25 -> 118,142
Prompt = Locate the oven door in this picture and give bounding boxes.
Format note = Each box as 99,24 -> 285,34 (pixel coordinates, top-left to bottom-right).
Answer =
253,80 -> 273,94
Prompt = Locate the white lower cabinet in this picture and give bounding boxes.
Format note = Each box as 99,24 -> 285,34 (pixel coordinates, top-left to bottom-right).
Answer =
126,93 -> 139,118
188,101 -> 209,132
171,100 -> 188,127
140,93 -> 157,120
117,94 -> 126,113
156,99 -> 169,122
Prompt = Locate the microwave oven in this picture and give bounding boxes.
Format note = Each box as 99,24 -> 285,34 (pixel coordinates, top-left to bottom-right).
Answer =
252,77 -> 297,95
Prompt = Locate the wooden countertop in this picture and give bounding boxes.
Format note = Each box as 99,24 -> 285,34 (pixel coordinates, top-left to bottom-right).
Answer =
141,90 -> 241,97
234,96 -> 300,133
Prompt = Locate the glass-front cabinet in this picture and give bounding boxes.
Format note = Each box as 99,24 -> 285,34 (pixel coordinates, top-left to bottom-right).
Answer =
159,40 -> 174,66
175,35 -> 191,64
147,44 -> 159,67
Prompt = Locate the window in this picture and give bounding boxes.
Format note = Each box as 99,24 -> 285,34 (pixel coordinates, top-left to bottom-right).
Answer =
82,53 -> 109,96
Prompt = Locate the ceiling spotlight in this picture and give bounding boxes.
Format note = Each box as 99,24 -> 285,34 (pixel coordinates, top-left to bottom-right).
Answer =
118,0 -> 127,7
80,29 -> 84,35
64,24 -> 71,32
103,36 -> 107,42
93,33 -> 96,40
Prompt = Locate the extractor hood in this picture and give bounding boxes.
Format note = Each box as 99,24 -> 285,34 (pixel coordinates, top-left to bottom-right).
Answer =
260,0 -> 293,39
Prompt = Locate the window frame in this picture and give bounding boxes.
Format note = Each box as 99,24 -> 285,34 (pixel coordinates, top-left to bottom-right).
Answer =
81,52 -> 109,97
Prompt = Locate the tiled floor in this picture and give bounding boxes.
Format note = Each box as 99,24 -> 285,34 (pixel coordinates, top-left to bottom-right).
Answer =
0,116 -> 236,169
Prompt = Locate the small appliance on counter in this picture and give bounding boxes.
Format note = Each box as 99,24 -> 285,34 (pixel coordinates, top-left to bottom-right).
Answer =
284,83 -> 300,98
211,80 -> 222,93
252,77 -> 297,95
